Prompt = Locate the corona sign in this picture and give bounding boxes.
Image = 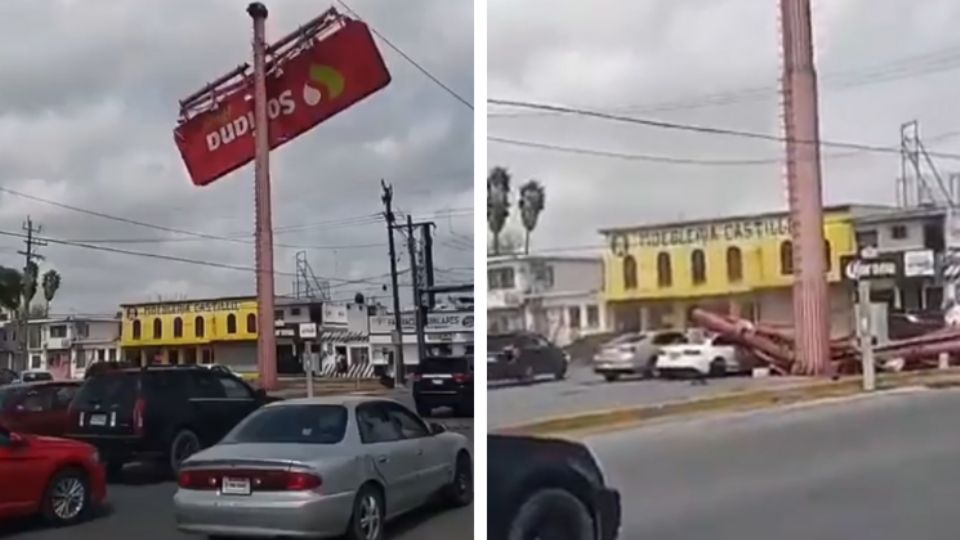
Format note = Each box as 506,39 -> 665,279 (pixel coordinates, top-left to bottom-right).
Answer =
174,19 -> 391,186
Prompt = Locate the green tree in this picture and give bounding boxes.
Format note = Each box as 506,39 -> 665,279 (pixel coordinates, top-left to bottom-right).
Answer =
487,166 -> 511,255
0,266 -> 21,312
518,180 -> 546,254
41,269 -> 61,316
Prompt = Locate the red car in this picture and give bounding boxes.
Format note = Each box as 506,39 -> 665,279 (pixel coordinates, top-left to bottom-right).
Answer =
0,381 -> 81,436
0,423 -> 106,525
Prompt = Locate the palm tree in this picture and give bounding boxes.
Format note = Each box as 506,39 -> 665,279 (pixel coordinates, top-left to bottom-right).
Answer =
21,261 -> 38,313
42,269 -> 61,316
0,266 -> 21,312
519,180 -> 546,254
487,166 -> 511,255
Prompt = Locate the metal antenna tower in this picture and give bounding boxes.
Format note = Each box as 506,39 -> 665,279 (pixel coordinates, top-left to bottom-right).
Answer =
898,120 -> 957,208
294,251 -> 330,300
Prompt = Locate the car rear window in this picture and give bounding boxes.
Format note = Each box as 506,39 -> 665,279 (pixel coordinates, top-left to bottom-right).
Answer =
487,335 -> 514,351
419,357 -> 469,374
223,405 -> 347,445
73,372 -> 139,408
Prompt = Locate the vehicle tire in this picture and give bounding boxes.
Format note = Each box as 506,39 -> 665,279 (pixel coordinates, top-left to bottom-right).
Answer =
168,428 -> 201,473
522,365 -> 535,384
443,452 -> 473,507
346,484 -> 385,540
709,357 -> 726,377
555,366 -> 567,381
105,460 -> 124,481
507,488 -> 594,540
603,373 -> 620,383
41,468 -> 90,526
644,356 -> 659,378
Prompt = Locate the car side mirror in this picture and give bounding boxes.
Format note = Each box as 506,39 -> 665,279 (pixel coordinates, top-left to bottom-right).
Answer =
429,422 -> 446,435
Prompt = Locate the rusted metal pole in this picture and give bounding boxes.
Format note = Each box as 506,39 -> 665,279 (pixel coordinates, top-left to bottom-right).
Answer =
780,0 -> 830,375
248,2 -> 277,391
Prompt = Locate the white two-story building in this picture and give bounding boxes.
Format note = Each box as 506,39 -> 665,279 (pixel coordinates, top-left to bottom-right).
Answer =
26,317 -> 122,379
487,254 -> 607,346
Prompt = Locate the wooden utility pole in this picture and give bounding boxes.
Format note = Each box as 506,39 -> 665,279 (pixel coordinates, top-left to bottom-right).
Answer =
381,180 -> 405,386
16,217 -> 45,371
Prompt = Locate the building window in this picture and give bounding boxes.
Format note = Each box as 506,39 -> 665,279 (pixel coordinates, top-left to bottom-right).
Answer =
195,316 -> 205,338
246,313 -> 257,333
108,349 -> 116,362
623,255 -> 638,290
691,249 -> 707,285
891,225 -> 908,239
173,317 -> 183,338
227,313 -> 237,334
31,355 -> 41,369
824,240 -> 832,272
780,240 -> 794,275
290,307 -> 301,317
586,305 -> 600,328
726,246 -> 743,283
657,252 -> 673,287
569,306 -> 581,329
77,352 -> 87,369
76,323 -> 89,338
856,229 -> 878,249
531,262 -> 554,288
153,318 -> 162,339
132,320 -> 141,340
97,349 -> 106,362
50,325 -> 67,338
274,309 -> 284,320
488,267 -> 516,290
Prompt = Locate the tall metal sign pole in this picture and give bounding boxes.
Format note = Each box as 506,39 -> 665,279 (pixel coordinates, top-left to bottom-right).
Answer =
780,0 -> 830,375
407,216 -> 426,366
248,2 -> 278,390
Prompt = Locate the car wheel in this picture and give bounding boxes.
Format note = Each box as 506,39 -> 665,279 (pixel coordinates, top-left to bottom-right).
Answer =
347,484 -> 385,540
644,356 -> 659,378
42,468 -> 90,526
444,452 -> 473,507
508,488 -> 594,540
522,365 -> 535,384
603,373 -> 620,383
709,357 -> 726,377
169,428 -> 201,472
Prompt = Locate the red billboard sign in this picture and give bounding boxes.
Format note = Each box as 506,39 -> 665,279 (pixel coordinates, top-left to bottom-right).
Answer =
175,19 -> 391,186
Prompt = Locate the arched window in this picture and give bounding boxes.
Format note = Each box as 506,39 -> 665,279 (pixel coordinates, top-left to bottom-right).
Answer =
691,249 -> 707,285
152,318 -> 162,339
727,246 -> 743,283
824,240 -> 832,272
132,320 -> 141,340
227,313 -> 237,334
173,317 -> 183,338
623,255 -> 638,290
195,316 -> 205,338
780,240 -> 794,275
246,313 -> 257,334
657,252 -> 673,288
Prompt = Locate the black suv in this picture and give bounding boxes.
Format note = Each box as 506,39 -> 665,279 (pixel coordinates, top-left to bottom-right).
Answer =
67,365 -> 273,474
489,332 -> 569,383
413,353 -> 474,418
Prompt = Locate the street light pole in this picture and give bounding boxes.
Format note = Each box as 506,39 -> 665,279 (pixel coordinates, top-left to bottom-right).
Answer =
248,2 -> 277,391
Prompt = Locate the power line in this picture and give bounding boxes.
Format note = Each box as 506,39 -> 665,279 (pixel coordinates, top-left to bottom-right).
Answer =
488,99 -> 960,161
335,0 -> 473,110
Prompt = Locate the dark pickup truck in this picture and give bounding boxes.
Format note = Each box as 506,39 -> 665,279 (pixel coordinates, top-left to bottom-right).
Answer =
489,434 -> 621,540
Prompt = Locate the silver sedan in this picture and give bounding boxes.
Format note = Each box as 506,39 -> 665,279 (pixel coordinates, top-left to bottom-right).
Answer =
173,396 -> 472,539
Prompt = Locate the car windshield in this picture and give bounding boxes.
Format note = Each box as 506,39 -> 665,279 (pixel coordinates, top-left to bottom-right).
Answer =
73,372 -> 138,408
419,357 -> 469,374
223,404 -> 348,445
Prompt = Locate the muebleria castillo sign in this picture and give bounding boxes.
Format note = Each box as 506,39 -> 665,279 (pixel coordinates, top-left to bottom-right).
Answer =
125,299 -> 246,319
612,216 -> 792,251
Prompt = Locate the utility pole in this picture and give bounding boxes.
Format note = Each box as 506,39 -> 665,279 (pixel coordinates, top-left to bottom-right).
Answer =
406,216 -> 426,368
381,180 -> 405,387
16,217 -> 45,372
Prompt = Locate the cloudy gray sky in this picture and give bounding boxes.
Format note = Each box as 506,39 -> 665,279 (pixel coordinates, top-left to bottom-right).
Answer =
0,0 -> 473,315
488,0 -> 960,255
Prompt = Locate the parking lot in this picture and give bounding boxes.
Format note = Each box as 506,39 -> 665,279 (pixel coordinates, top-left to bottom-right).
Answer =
489,363 -> 808,429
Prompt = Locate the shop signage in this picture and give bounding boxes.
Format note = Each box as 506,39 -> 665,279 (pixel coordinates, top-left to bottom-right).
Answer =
125,299 -> 246,318
299,322 -> 317,339
370,312 -> 474,334
622,216 -> 792,249
323,303 -> 349,326
841,255 -> 901,281
275,327 -> 297,338
903,249 -> 935,277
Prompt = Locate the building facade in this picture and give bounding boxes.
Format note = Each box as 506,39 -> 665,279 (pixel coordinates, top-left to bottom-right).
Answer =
487,255 -> 606,346
369,309 -> 474,372
601,205 -> 889,335
24,317 -> 121,379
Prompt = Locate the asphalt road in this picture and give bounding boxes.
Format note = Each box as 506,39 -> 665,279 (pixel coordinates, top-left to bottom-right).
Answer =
489,364 -> 806,428
588,387 -> 960,540
2,391 -> 473,540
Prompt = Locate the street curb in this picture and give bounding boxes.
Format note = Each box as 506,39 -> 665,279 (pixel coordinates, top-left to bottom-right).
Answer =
494,368 -> 960,437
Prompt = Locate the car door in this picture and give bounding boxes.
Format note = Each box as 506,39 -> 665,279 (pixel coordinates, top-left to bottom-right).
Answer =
48,383 -> 79,436
356,402 -> 421,516
711,336 -> 740,371
182,370 -> 230,445
383,402 -> 446,503
13,387 -> 56,435
212,373 -> 259,432
0,426 -> 46,517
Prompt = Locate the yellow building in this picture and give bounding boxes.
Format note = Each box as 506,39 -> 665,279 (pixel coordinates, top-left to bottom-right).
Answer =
600,205 -> 888,334
120,297 -> 259,366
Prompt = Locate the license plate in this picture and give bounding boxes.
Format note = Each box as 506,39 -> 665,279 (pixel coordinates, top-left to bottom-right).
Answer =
89,414 -> 107,427
431,379 -> 444,385
669,352 -> 680,359
487,355 -> 497,363
221,477 -> 251,495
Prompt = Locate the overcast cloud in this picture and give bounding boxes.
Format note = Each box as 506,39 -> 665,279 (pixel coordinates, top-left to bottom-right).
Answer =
488,0 -> 960,255
0,0 -> 473,315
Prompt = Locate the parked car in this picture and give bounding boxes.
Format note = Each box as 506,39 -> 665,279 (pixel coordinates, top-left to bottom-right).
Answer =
593,330 -> 689,382
488,332 -> 568,383
20,371 -> 54,383
83,361 -> 137,379
66,365 -> 273,475
173,397 -> 472,540
0,368 -> 19,386
0,423 -> 106,526
656,334 -> 741,377
0,381 -> 81,436
489,434 -> 621,540
413,350 -> 474,418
